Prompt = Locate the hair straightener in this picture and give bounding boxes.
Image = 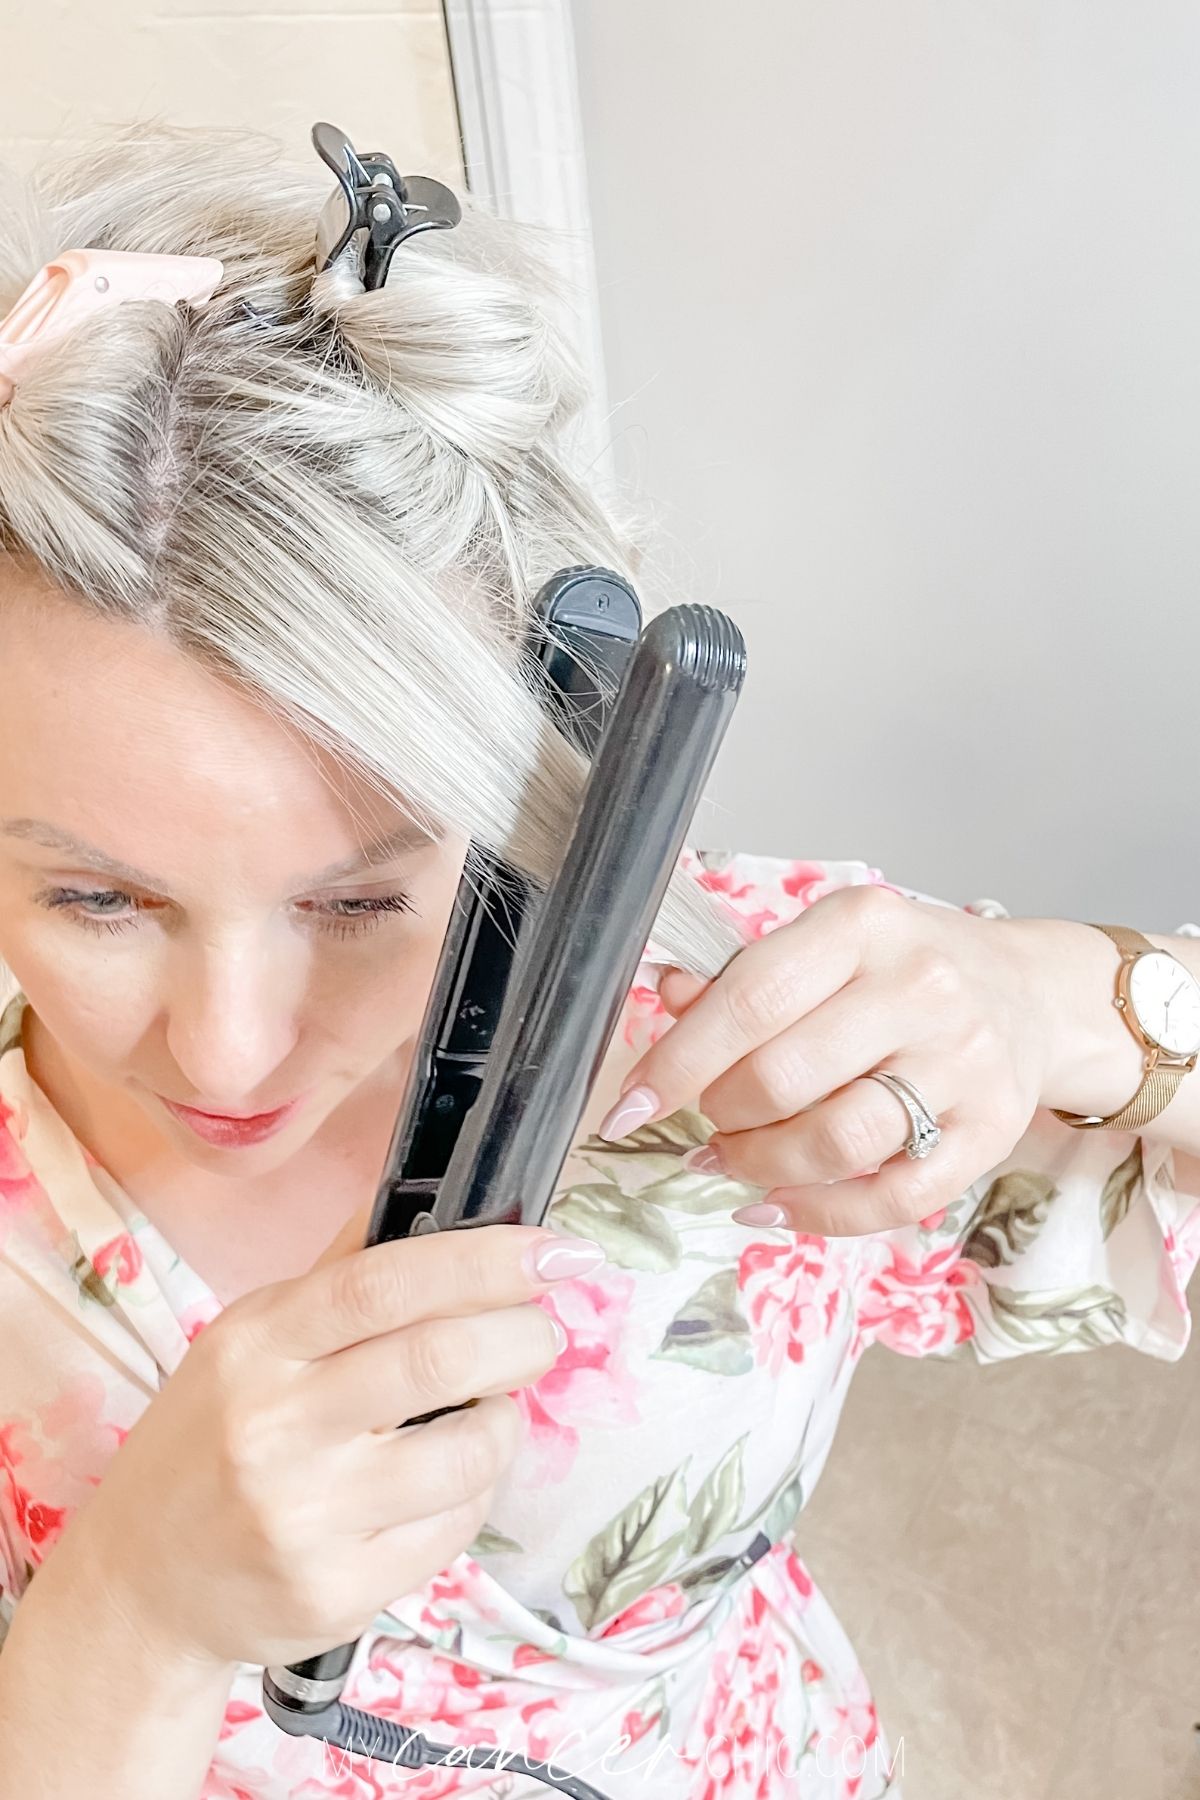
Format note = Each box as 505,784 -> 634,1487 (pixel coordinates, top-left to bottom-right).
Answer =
259,568 -> 748,1797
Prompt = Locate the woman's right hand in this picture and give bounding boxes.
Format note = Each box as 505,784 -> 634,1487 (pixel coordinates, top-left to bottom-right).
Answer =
54,1223 -> 602,1671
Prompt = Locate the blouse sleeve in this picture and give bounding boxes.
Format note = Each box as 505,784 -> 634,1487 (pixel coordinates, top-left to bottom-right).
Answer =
666,848 -> 1200,1368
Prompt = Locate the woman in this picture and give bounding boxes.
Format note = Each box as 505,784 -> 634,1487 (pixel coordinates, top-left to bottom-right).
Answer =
0,125 -> 1197,1800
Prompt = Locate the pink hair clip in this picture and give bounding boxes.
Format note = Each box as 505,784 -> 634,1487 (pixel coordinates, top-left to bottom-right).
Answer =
0,247 -> 224,407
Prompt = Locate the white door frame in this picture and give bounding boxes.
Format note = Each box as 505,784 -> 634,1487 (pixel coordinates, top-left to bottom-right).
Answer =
442,0 -> 613,480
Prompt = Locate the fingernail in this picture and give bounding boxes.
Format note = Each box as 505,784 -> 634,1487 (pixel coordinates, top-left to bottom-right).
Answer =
597,1085 -> 661,1142
732,1202 -> 787,1227
549,1316 -> 568,1355
683,1145 -> 724,1175
524,1235 -> 607,1283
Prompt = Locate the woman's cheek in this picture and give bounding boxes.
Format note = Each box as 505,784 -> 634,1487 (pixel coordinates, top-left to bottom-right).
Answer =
4,914 -> 156,1067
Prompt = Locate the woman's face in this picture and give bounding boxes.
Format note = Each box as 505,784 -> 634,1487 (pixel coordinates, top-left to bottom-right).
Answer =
0,561 -> 470,1174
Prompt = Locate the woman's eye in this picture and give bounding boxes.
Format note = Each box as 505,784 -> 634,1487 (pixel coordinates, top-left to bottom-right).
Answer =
36,888 -> 140,936
34,887 -> 416,940
302,893 -> 417,940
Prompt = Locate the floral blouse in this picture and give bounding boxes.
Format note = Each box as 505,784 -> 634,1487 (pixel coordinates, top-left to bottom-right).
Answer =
1,849 -> 1198,1800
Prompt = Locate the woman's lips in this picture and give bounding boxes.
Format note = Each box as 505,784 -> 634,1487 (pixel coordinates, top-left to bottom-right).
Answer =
161,1094 -> 303,1146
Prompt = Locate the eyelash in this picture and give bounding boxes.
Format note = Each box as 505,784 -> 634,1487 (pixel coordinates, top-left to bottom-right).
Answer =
34,887 -> 416,942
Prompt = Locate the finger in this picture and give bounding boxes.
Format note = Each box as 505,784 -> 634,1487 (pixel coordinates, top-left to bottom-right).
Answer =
234,1223 -> 595,1364
363,1488 -> 494,1606
308,1195 -> 376,1275
743,1122 -> 992,1238
708,1064 -> 951,1189
336,1394 -> 521,1533
602,889 -> 889,1138
302,1298 -> 563,1440
695,977 -> 914,1135
657,968 -> 709,1016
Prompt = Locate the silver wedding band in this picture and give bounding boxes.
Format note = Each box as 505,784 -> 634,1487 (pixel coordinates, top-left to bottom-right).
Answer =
866,1070 -> 942,1160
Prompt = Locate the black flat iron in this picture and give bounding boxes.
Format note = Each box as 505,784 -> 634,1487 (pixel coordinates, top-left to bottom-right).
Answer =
261,567 -> 747,1798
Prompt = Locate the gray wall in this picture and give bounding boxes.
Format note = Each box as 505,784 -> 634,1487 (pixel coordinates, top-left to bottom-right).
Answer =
570,1 -> 1200,928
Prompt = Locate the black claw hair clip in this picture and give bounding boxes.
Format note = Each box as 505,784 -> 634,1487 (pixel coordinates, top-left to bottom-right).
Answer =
311,120 -> 462,293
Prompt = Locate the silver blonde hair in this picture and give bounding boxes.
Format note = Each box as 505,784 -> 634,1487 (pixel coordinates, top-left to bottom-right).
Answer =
0,123 -> 750,990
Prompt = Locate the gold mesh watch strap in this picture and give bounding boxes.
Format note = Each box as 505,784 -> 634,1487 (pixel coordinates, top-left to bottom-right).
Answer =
1050,922 -> 1185,1130
1066,1064 -> 1189,1131
1090,923 -> 1153,958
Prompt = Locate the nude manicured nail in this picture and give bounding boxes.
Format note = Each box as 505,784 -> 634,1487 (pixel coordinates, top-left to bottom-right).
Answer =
524,1236 -> 607,1283
597,1085 -> 661,1141
549,1317 -> 568,1354
684,1145 -> 724,1174
732,1203 -> 787,1227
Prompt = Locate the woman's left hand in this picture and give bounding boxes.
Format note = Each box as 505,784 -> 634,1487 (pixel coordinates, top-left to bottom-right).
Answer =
597,884 -> 1061,1236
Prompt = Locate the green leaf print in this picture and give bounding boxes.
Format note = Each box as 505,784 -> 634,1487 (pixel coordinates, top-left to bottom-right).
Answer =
0,995 -> 24,1058
529,1607 -> 567,1634
761,1471 -> 806,1544
563,1462 -> 692,1630
551,1183 -> 682,1272
573,1107 -> 713,1191
1099,1142 -> 1142,1240
682,1436 -> 748,1557
654,1267 -> 753,1376
637,1169 -> 764,1218
963,1170 -> 1058,1269
745,1405 -> 812,1541
987,1283 -> 1128,1351
468,1523 -> 525,1556
63,1231 -> 116,1310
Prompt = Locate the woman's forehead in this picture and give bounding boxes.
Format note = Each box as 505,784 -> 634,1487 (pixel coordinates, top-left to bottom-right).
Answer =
0,561 -> 434,859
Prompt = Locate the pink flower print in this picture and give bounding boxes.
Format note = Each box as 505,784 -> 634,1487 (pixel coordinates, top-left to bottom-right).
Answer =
820,1666 -> 881,1800
0,1099 -> 50,1252
511,1275 -> 640,1485
0,1373 -> 125,1564
781,1548 -> 814,1607
1163,1205 -> 1200,1315
684,1583 -> 792,1800
620,1703 -> 664,1745
356,1645 -> 572,1796
621,978 -> 669,1053
737,1237 -> 841,1376
200,1766 -> 278,1800
598,1580 -> 687,1640
179,1295 -> 225,1343
414,1559 -> 505,1642
90,1231 -> 144,1288
0,1455 -> 66,1556
780,860 -> 835,904
856,1240 -> 983,1356
284,1761 -> 387,1800
218,1700 -> 263,1742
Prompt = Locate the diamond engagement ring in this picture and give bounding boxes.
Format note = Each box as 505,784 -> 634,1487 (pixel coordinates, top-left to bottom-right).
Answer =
866,1071 -> 942,1160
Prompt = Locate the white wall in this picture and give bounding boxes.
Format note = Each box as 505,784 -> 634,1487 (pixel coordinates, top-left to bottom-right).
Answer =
1,0 -> 463,183
570,1 -> 1200,928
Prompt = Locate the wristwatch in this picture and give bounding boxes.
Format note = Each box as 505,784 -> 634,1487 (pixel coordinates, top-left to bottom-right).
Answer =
1051,924 -> 1200,1130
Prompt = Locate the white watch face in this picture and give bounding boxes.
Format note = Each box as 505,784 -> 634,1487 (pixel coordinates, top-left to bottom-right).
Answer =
1127,952 -> 1200,1056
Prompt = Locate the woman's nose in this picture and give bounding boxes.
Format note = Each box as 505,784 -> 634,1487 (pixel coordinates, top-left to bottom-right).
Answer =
165,948 -> 300,1111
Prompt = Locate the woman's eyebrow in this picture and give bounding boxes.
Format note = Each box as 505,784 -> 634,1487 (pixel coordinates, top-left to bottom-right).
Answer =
0,817 -> 436,897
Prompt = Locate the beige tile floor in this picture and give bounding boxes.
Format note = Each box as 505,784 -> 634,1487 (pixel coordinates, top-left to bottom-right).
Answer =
797,1269 -> 1200,1799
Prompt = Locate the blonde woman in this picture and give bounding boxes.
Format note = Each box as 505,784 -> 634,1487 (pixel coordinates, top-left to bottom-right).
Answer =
0,124 -> 1197,1800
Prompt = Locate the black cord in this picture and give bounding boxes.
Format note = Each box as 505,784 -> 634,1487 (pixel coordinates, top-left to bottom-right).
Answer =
320,1702 -> 612,1799
267,1536 -> 775,1794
